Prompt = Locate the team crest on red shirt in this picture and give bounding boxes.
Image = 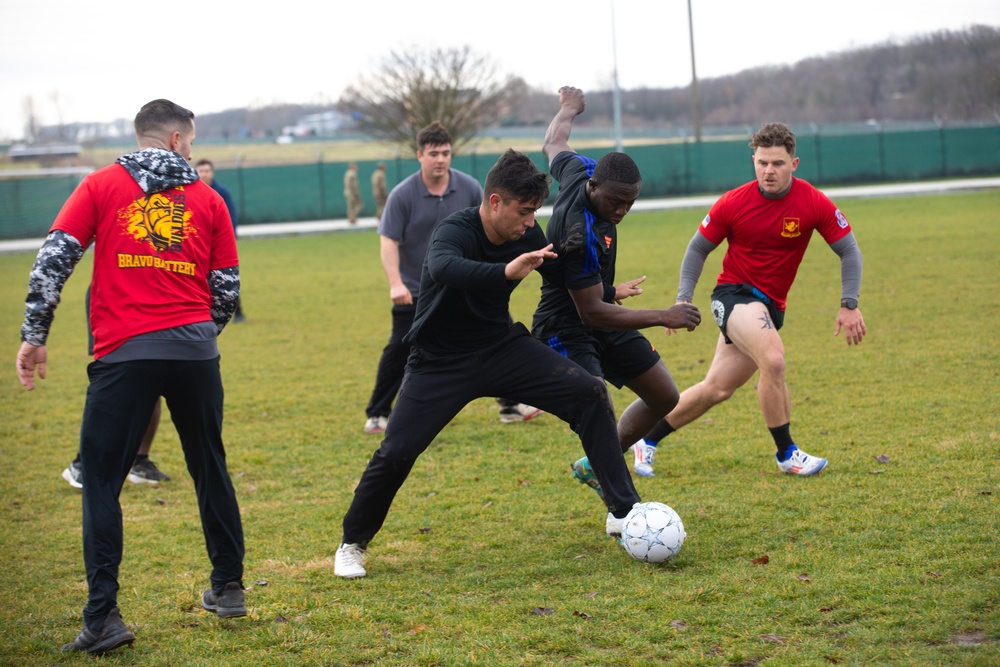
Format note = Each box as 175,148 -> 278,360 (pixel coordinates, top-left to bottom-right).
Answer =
781,218 -> 801,238
121,189 -> 195,253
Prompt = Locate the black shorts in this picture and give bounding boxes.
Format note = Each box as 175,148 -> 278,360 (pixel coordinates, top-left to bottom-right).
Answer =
710,283 -> 785,344
540,327 -> 660,389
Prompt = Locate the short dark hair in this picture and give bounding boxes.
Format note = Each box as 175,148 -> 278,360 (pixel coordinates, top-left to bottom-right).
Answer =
484,149 -> 550,205
592,152 -> 641,187
750,122 -> 796,156
134,99 -> 194,141
417,121 -> 452,151
195,159 -> 214,169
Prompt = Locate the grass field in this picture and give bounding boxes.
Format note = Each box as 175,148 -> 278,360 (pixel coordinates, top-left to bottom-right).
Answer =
0,190 -> 998,666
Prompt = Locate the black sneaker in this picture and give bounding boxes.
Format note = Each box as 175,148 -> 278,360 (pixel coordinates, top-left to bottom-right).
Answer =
201,582 -> 246,618
61,607 -> 135,655
128,458 -> 171,484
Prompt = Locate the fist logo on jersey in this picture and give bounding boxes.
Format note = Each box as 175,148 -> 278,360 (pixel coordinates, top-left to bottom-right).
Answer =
781,218 -> 801,238
123,189 -> 194,253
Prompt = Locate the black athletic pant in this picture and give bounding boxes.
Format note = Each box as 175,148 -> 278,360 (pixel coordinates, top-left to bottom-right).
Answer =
342,323 -> 640,546
79,357 -> 244,629
365,304 -> 416,419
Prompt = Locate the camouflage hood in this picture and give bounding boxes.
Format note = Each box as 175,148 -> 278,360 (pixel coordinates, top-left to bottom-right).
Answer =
116,147 -> 199,195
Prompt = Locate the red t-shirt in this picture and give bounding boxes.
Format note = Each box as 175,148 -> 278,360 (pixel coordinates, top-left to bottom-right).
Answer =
52,164 -> 238,358
698,178 -> 851,311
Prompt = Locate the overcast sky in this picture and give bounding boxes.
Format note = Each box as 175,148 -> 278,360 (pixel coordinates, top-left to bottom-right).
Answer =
1,0 -> 997,141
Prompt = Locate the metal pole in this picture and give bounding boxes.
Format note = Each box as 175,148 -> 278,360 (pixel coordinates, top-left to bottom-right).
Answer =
611,0 -> 624,152
687,0 -> 702,142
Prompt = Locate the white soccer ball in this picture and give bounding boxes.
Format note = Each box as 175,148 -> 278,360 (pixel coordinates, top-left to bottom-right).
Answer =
621,501 -> 685,563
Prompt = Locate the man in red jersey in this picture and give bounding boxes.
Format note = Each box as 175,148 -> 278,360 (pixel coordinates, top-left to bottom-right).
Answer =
630,122 -> 866,478
16,99 -> 247,655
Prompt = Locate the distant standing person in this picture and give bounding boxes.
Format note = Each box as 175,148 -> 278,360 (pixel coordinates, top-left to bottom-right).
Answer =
371,162 -> 388,221
345,162 -> 363,224
633,121 -> 866,477
16,99 -> 247,655
197,159 -> 245,322
334,150 -> 642,579
362,121 -> 541,435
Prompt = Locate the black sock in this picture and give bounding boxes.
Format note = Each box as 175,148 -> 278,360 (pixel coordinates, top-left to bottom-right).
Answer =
770,423 -> 794,460
133,454 -> 149,464
644,419 -> 676,445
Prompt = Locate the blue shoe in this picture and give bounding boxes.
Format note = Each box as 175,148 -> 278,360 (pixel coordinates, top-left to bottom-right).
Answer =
572,457 -> 604,500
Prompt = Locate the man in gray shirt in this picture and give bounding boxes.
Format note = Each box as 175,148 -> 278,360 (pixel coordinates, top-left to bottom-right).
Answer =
363,122 -> 542,433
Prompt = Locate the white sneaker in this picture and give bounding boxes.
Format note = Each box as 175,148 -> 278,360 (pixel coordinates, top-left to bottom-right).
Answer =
498,402 -> 543,423
364,416 -> 388,434
606,513 -> 624,538
334,543 -> 368,578
776,446 -> 828,476
632,439 -> 656,477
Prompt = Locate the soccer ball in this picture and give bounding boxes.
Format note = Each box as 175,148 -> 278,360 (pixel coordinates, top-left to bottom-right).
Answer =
621,501 -> 685,563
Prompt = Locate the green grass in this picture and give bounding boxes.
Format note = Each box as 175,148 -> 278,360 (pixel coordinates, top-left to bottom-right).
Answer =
1,190 -> 998,666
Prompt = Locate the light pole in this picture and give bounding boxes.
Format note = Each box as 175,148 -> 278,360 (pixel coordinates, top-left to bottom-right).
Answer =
611,0 -> 624,152
687,0 -> 702,142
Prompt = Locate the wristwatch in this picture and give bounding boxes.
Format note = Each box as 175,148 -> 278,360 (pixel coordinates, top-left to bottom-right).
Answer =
841,298 -> 858,310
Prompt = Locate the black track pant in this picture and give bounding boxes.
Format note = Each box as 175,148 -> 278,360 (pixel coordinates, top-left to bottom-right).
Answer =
342,323 -> 639,546
78,357 -> 244,629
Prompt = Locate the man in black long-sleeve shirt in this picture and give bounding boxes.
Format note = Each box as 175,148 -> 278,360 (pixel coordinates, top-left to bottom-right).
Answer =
334,150 -> 642,578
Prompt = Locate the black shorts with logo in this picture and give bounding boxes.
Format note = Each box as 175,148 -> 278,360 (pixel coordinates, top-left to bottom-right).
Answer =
539,324 -> 660,389
710,283 -> 785,344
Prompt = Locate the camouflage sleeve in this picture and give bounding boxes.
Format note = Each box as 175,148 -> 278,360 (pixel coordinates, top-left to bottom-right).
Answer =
21,230 -> 85,346
209,265 -> 240,332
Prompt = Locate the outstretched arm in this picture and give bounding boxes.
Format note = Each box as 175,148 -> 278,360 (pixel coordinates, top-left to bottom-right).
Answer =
543,86 -> 586,166
570,283 -> 701,332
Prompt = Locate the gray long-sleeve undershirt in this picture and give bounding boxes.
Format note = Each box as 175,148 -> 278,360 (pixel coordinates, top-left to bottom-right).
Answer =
675,230 -> 863,303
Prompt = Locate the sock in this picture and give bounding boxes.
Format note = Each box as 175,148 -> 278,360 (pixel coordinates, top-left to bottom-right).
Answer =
133,453 -> 149,464
770,423 -> 795,461
643,419 -> 676,446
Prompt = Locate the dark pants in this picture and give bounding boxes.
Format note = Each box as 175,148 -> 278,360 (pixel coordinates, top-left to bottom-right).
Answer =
79,358 -> 244,629
342,324 -> 640,546
365,304 -> 416,419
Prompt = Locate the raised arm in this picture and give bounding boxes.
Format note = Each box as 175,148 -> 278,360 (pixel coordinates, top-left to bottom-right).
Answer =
543,86 -> 587,166
569,283 -> 701,332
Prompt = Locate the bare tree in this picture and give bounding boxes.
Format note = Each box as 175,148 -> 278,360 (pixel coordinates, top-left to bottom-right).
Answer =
338,46 -> 524,152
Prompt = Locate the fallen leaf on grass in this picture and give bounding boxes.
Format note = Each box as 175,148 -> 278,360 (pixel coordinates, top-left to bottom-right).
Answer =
752,555 -> 770,565
874,454 -> 890,463
273,614 -> 287,623
156,497 -> 167,505
572,611 -> 592,618
255,579 -> 268,586
407,623 -> 428,635
517,478 -> 531,486
760,633 -> 786,644
482,501 -> 493,509
819,606 -> 834,612
419,527 -> 432,534
530,607 -> 555,616
670,620 -> 687,630
926,571 -> 941,578
870,470 -> 886,474
798,573 -> 811,582
573,554 -> 587,559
